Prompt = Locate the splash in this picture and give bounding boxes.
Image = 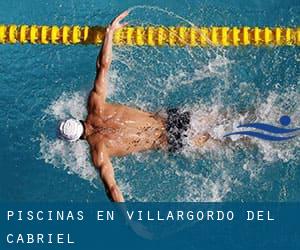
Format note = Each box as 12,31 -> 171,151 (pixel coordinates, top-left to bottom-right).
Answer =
39,92 -> 98,186
184,90 -> 300,161
45,92 -> 87,120
39,89 -> 300,202
39,134 -> 98,184
38,6 -> 299,202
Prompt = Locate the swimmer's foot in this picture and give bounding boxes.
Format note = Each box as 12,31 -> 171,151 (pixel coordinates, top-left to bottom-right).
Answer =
193,133 -> 210,147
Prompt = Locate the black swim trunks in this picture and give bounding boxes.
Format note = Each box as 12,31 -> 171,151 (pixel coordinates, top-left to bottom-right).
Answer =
166,108 -> 191,153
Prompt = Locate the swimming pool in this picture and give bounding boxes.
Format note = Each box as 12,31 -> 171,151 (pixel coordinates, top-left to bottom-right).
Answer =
0,0 -> 299,202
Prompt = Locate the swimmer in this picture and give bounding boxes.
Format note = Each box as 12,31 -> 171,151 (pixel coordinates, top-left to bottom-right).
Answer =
58,11 -> 210,202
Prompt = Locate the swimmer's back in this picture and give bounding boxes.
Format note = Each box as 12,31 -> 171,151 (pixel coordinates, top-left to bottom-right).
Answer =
86,102 -> 167,156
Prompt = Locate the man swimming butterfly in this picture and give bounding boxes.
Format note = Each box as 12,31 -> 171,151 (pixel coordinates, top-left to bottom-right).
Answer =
58,11 -> 210,202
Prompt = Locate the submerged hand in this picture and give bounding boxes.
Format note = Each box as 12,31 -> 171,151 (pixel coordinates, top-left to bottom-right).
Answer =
108,10 -> 129,32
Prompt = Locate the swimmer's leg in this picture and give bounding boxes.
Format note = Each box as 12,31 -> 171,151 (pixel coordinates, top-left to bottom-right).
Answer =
190,115 -> 216,147
192,133 -> 254,148
192,132 -> 211,147
190,107 -> 258,148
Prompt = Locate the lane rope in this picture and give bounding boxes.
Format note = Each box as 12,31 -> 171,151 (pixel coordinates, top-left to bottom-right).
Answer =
0,25 -> 299,46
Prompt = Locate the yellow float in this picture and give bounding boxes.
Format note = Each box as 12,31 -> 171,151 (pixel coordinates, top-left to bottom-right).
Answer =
0,24 -> 299,46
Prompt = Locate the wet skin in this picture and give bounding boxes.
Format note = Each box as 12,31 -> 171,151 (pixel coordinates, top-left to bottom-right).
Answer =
84,94 -> 168,157
79,11 -> 162,203
80,11 -> 209,202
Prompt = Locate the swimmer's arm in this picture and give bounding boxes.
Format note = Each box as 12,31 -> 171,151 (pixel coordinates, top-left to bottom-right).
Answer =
94,11 -> 129,99
93,30 -> 112,99
92,144 -> 125,202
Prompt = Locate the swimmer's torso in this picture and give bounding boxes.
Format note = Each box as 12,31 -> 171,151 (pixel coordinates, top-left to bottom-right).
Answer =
85,92 -> 167,156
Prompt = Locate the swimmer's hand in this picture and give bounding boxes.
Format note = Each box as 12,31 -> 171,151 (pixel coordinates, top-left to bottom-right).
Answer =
94,11 -> 129,101
107,10 -> 129,33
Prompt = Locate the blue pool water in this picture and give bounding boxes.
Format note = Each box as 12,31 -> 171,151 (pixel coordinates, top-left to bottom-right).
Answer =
0,0 -> 299,202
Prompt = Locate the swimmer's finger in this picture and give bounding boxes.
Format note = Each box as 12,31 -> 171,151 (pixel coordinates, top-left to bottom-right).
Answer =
118,10 -> 130,20
120,22 -> 129,28
114,10 -> 129,23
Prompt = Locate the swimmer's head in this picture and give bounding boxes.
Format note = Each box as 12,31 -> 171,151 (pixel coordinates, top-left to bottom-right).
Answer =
57,118 -> 84,142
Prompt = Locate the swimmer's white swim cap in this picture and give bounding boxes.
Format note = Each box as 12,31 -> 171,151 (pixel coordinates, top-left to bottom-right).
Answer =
58,118 -> 84,142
